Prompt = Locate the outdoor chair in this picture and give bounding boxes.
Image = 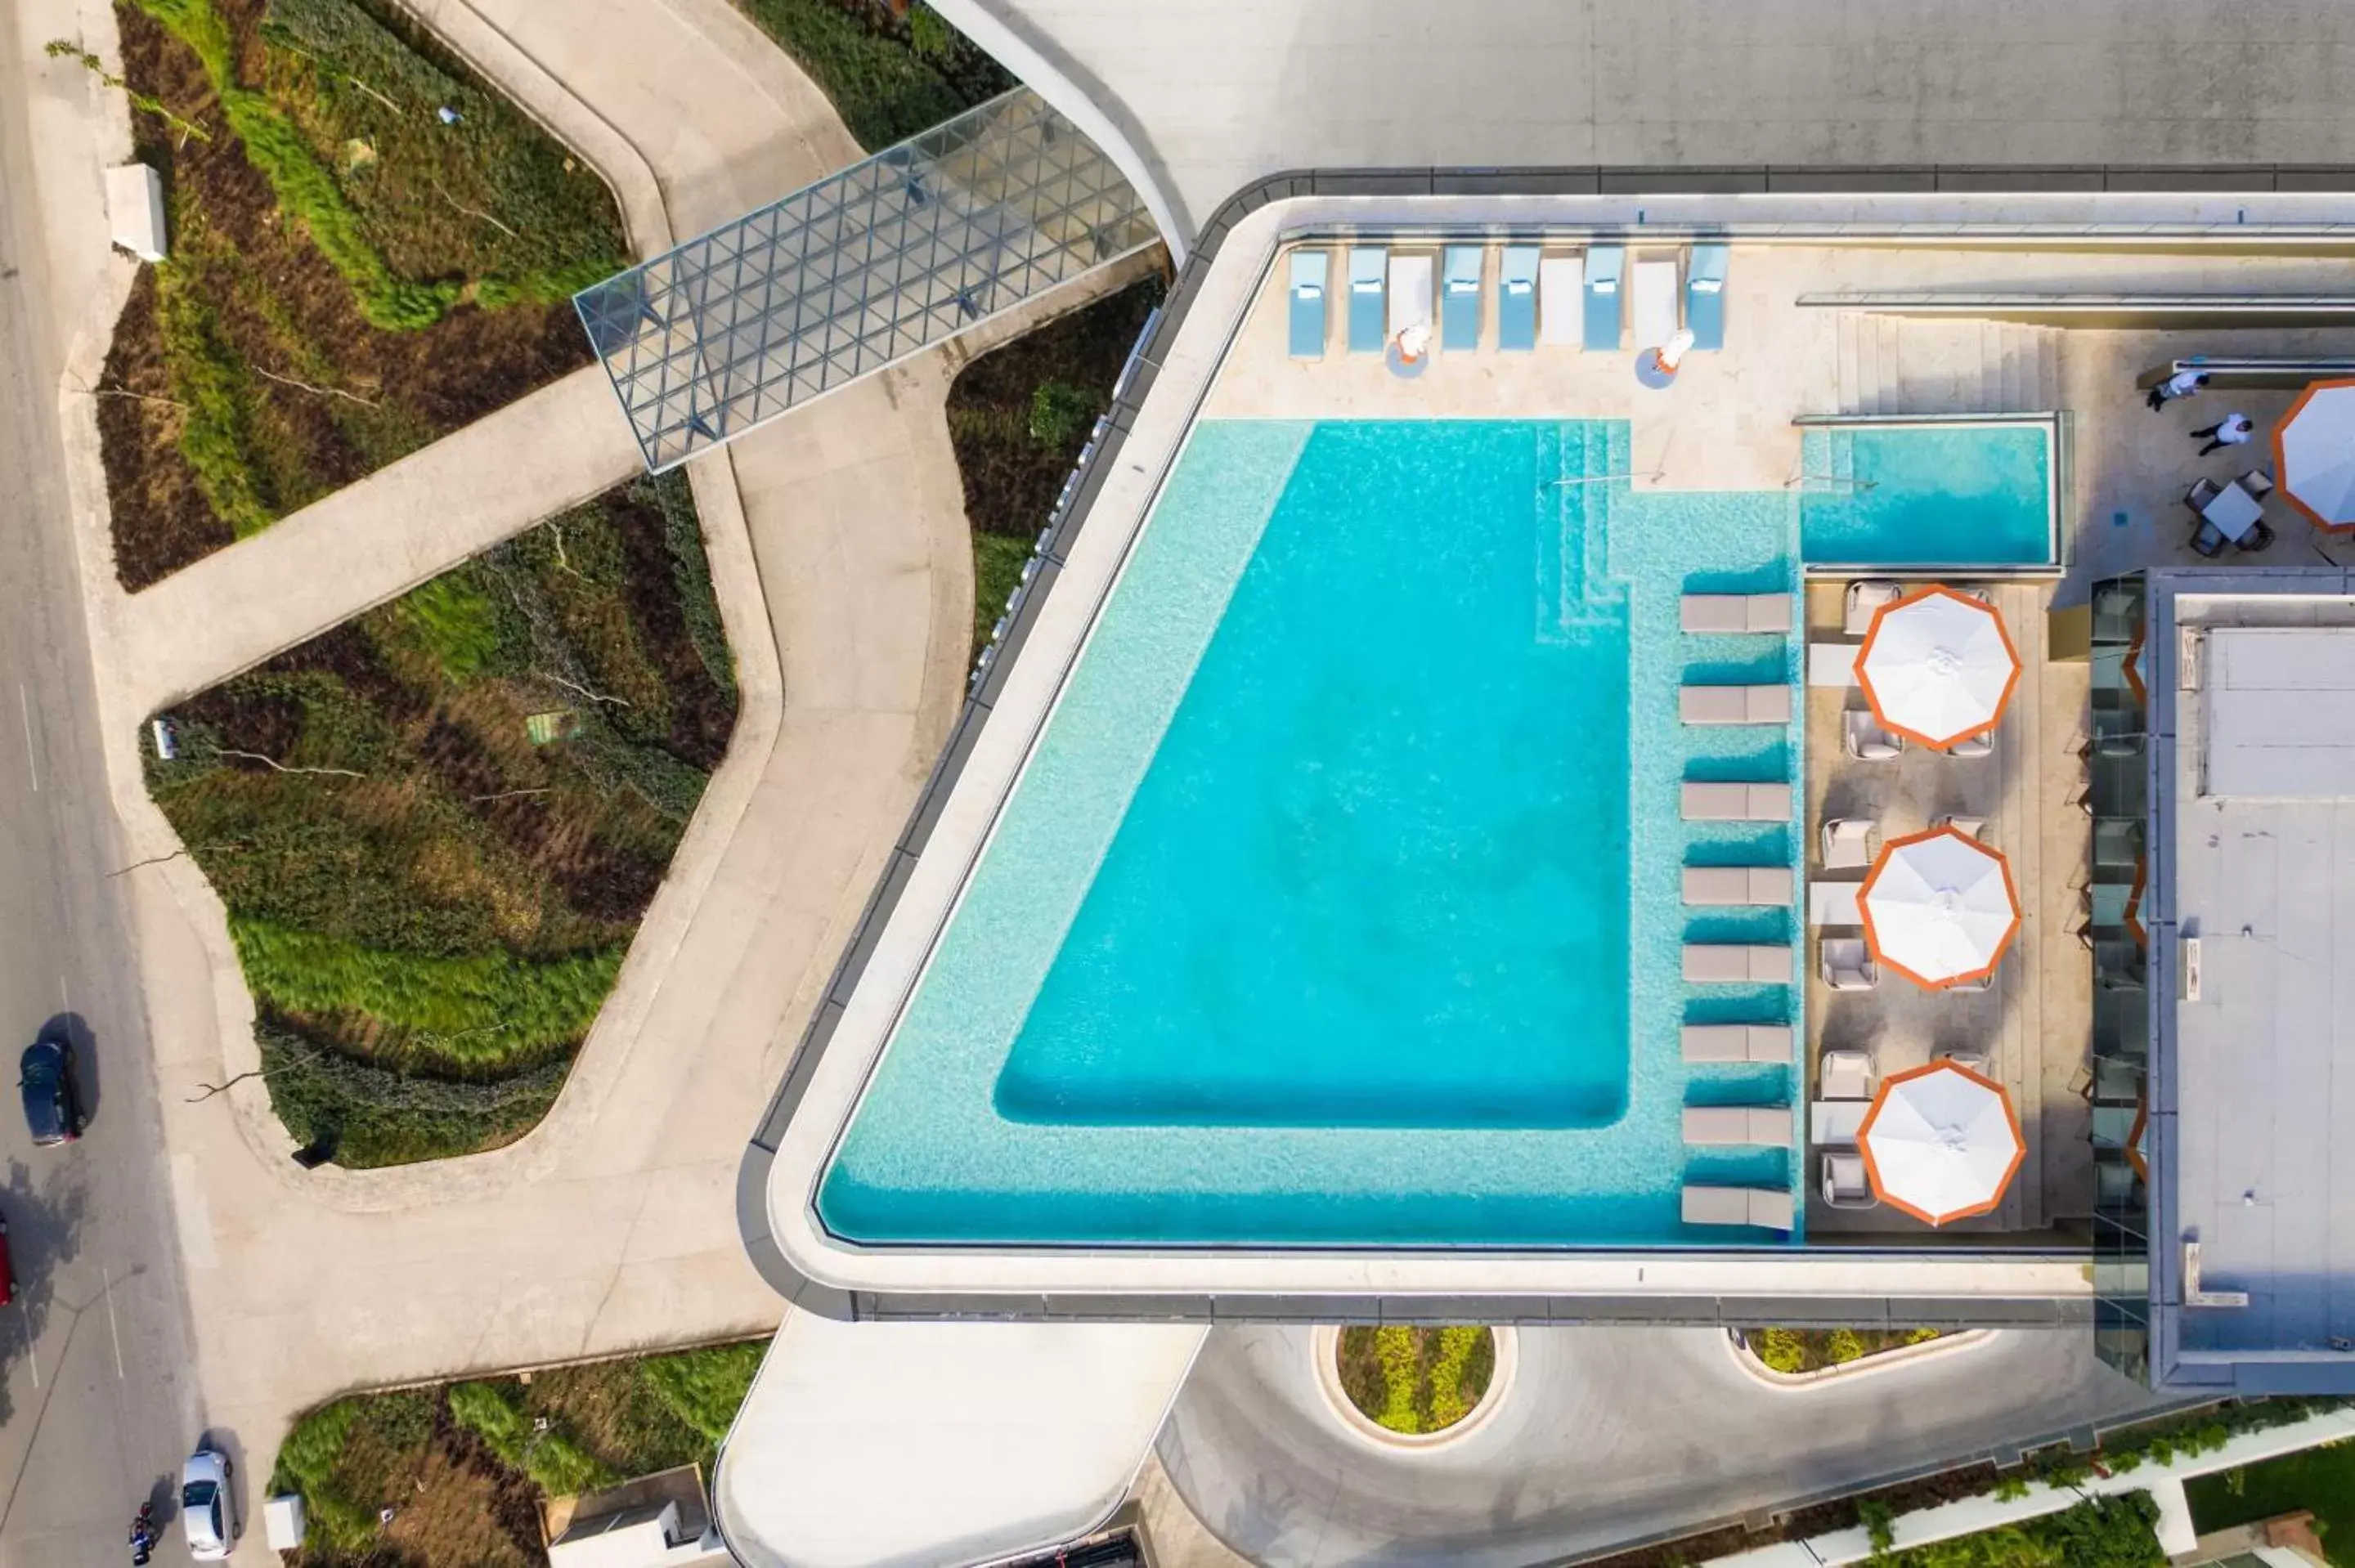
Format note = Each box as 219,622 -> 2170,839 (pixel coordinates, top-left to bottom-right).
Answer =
1680,684 -> 1792,725
1938,1050 -> 1994,1077
2236,517 -> 2276,554
1683,1106 -> 1793,1148
1581,244 -> 1626,350
1944,729 -> 1994,760
1820,939 -> 1879,992
1843,579 -> 1903,635
1680,592 -> 1792,634
1346,247 -> 1386,353
1819,1046 -> 1877,1100
2240,466 -> 2276,500
2185,476 -> 2222,513
1286,249 -> 1328,359
1821,1153 -> 1879,1209
2187,517 -> 2228,558
1681,1024 -> 1793,1064
1842,709 -> 1904,762
1937,814 -> 1989,843
1682,1185 -> 1795,1231
1684,243 -> 1729,351
1821,817 -> 1877,870
1497,245 -> 1539,352
1441,244 -> 1483,351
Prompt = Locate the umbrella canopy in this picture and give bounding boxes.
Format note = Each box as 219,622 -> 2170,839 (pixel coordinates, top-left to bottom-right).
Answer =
1856,586 -> 2021,750
1859,827 -> 2021,990
2275,378 -> 2355,531
1858,1060 -> 2025,1225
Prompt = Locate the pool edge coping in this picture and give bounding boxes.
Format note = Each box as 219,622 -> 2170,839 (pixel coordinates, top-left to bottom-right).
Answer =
738,173 -> 2355,1321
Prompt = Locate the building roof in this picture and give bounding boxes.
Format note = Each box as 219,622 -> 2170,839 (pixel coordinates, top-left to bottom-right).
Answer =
2153,575 -> 2355,1389
933,0 -> 2355,248
711,1311 -> 1203,1568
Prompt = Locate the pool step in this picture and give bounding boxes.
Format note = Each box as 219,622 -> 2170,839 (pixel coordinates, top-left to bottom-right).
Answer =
1837,314 -> 2061,416
1536,423 -> 1626,642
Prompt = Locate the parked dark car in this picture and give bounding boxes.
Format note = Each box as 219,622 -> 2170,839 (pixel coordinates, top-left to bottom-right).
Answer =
19,1038 -> 83,1145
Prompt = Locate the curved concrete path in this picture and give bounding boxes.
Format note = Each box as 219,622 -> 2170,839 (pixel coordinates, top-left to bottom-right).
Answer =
1156,1325 -> 2166,1568
24,0 -> 1009,1551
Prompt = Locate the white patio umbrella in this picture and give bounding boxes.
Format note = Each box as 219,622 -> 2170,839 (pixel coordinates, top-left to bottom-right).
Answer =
1855,585 -> 2021,750
2273,378 -> 2355,531
1858,1060 -> 2025,1225
1859,827 -> 2021,990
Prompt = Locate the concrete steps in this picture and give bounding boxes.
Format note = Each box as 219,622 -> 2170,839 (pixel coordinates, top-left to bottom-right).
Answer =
1836,314 -> 2062,415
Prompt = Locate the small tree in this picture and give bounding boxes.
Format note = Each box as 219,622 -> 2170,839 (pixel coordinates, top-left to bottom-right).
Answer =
907,3 -> 954,61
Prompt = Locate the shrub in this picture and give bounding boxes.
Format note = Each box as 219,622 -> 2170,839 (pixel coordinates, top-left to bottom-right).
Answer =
1825,1328 -> 1867,1365
906,2 -> 953,60
449,1379 -> 619,1496
1856,1498 -> 1896,1556
155,267 -> 275,538
1753,1328 -> 1806,1375
1373,1325 -> 1420,1431
1027,378 -> 1101,447
258,1018 -> 569,1165
1993,1474 -> 2030,1502
229,919 -> 622,1064
641,1341 -> 765,1447
388,566 -> 507,680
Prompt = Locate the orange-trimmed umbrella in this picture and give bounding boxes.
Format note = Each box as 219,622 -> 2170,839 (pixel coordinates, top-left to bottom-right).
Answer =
1857,1060 -> 2026,1225
1857,585 -> 2021,750
2273,378 -> 2355,531
1859,826 -> 2021,990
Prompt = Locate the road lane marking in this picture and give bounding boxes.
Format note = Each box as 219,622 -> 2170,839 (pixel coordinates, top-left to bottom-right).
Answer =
15,683 -> 34,793
101,1267 -> 123,1378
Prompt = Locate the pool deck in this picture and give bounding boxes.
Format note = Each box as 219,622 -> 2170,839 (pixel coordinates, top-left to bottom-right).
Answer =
756,190 -> 2355,1313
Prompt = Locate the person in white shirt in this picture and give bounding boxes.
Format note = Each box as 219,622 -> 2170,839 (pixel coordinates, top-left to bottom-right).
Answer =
2191,414 -> 2255,456
2146,368 -> 2208,410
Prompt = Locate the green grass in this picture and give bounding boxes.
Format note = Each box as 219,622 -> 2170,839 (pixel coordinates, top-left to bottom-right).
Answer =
729,0 -> 1010,150
1873,1491 -> 2163,1568
271,1341 -> 768,1564
2189,1437 -> 2355,1562
971,530 -> 1030,657
148,477 -> 735,1163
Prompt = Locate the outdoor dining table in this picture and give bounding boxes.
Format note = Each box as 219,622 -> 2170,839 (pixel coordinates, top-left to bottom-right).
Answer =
2200,479 -> 2265,543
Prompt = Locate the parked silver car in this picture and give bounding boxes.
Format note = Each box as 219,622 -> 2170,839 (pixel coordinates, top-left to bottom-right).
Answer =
180,1445 -> 235,1561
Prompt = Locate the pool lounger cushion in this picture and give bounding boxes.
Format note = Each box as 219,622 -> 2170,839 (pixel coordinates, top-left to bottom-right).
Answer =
1682,943 -> 1790,983
1682,1185 -> 1795,1230
1680,593 -> 1792,634
1682,1024 -> 1794,1064
1683,1106 -> 1794,1148
1680,684 -> 1792,726
1683,866 -> 1796,907
1442,244 -> 1483,350
1497,244 -> 1539,352
1680,782 -> 1792,822
1287,249 -> 1328,360
1347,246 -> 1387,353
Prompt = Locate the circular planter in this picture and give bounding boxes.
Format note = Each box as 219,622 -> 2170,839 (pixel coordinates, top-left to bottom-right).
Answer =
1312,1324 -> 1518,1451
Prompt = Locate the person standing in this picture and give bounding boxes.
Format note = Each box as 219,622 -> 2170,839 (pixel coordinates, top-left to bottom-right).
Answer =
2147,368 -> 2209,410
2190,413 -> 2255,457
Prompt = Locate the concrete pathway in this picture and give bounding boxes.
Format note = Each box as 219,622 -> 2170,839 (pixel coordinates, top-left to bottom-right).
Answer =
18,0 -> 994,1552
1155,1325 -> 2169,1568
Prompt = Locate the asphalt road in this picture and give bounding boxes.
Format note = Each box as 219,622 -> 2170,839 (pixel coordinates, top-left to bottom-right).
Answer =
0,31 -> 209,1568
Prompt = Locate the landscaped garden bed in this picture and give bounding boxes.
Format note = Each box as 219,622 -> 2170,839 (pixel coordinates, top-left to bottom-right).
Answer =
269,1338 -> 763,1566
1740,1325 -> 1947,1375
146,474 -> 735,1166
96,0 -> 628,588
728,0 -> 1013,152
1334,1326 -> 1496,1436
943,275 -> 1164,655
2189,1438 -> 2355,1565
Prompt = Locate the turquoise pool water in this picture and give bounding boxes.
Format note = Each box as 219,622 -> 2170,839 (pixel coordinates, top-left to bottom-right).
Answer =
1800,421 -> 2056,568
818,420 -> 1804,1248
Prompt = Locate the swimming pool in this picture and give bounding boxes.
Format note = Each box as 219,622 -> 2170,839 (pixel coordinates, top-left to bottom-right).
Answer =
1799,419 -> 2058,571
817,420 -> 1804,1248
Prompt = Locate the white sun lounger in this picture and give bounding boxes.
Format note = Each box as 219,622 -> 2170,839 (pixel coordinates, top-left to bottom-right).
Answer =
1539,255 -> 1583,346
1821,818 -> 1877,870
1682,1185 -> 1795,1231
1819,1048 -> 1877,1101
1680,782 -> 1792,822
1388,252 -> 1433,345
1680,685 -> 1792,726
1680,593 -> 1792,634
1684,1106 -> 1794,1148
1681,1024 -> 1794,1064
1683,866 -> 1797,907
1631,258 -> 1680,354
1684,943 -> 1791,983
